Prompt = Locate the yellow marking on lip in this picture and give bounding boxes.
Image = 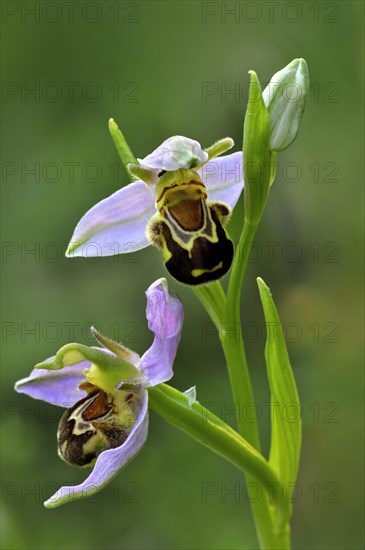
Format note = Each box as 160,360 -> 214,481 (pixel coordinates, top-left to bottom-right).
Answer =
191,262 -> 223,278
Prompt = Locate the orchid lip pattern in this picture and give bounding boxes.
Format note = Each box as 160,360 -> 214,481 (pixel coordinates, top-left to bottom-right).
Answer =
14,278 -> 184,508
65,135 -> 244,259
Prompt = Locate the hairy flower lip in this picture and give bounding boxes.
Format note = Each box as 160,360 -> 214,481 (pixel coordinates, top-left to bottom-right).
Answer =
15,278 -> 184,508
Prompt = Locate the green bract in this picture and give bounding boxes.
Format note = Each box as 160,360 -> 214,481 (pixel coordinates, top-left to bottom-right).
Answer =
242,70 -> 272,226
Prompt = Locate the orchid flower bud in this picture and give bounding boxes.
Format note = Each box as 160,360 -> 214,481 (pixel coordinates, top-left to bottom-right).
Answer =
262,58 -> 309,152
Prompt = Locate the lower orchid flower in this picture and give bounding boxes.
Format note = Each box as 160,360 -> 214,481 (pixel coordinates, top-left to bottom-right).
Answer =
15,278 -> 184,508
66,135 -> 244,286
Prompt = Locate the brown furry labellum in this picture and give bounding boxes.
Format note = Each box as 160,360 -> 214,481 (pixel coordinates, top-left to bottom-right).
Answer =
147,172 -> 234,286
57,384 -> 136,467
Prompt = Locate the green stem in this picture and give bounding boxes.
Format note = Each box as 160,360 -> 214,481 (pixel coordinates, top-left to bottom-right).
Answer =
195,221 -> 260,446
227,220 -> 258,329
193,281 -> 226,330
224,219 -> 260,446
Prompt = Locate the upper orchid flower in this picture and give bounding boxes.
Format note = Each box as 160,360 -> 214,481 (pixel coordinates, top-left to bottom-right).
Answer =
66,135 -> 244,286
15,278 -> 184,508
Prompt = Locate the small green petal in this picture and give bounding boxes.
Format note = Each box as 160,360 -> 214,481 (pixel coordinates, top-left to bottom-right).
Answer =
205,137 -> 234,161
90,327 -> 140,365
127,163 -> 157,185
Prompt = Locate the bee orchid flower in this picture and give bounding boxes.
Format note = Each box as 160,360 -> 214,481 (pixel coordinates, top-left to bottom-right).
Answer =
15,278 -> 184,508
66,136 -> 244,285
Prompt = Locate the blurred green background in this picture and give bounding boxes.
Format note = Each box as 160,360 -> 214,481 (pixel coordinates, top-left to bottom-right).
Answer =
1,1 -> 363,549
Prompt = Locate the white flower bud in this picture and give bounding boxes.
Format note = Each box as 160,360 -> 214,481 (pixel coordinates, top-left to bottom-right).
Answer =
262,58 -> 309,152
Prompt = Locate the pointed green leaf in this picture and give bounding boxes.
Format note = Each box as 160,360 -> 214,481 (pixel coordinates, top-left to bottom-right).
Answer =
257,277 -> 301,499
